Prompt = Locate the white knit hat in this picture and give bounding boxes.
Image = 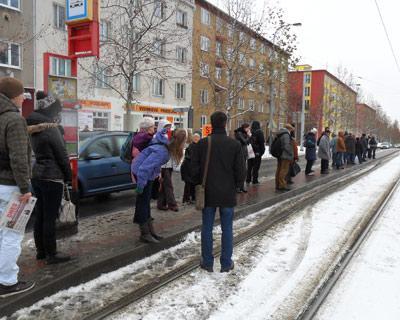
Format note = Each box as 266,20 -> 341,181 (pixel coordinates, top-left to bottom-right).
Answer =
157,119 -> 172,132
311,128 -> 318,133
139,116 -> 155,129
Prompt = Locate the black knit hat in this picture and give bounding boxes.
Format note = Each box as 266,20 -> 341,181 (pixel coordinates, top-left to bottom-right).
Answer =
0,77 -> 24,99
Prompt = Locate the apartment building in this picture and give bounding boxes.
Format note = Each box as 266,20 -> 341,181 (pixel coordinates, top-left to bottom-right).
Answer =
0,0 -> 35,116
288,65 -> 357,134
356,103 -> 376,135
192,0 -> 289,133
34,0 -> 194,131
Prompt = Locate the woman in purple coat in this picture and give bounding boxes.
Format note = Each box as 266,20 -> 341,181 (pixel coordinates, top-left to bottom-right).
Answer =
132,128 -> 187,243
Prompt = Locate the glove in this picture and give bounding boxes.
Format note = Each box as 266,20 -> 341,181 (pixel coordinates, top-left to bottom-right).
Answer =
135,187 -> 143,195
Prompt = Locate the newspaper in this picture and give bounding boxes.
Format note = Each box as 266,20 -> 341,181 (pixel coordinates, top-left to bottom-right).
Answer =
0,192 -> 37,234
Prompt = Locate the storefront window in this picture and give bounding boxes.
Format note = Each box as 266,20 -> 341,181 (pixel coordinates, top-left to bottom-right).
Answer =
93,112 -> 110,131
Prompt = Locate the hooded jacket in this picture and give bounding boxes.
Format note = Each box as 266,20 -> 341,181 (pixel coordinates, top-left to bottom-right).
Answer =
318,132 -> 331,160
304,132 -> 317,161
277,128 -> 294,161
0,93 -> 32,193
26,111 -> 72,182
345,134 -> 356,154
234,127 -> 251,160
250,121 -> 265,156
336,131 -> 346,153
132,130 -> 170,190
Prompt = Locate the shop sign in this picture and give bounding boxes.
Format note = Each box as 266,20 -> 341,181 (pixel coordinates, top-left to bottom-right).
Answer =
129,104 -> 183,115
48,76 -> 77,101
79,99 -> 111,109
202,124 -> 212,137
66,0 -> 94,23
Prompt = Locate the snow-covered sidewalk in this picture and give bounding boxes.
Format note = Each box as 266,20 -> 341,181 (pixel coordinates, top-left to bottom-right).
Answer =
316,181 -> 400,320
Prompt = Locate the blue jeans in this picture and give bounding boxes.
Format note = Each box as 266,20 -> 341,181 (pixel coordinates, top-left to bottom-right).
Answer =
0,185 -> 23,286
133,181 -> 153,225
336,152 -> 344,168
201,207 -> 234,269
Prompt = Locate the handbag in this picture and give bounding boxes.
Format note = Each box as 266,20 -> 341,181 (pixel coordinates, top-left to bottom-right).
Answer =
247,144 -> 255,159
59,184 -> 76,225
290,162 -> 301,177
195,136 -> 212,211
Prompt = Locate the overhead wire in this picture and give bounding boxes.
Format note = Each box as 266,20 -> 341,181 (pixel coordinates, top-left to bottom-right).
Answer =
373,0 -> 400,72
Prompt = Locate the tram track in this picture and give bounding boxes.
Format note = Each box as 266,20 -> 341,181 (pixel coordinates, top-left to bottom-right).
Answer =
297,166 -> 400,320
81,152 -> 400,320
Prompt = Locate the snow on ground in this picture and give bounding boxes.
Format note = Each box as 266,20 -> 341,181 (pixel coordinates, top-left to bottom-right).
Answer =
110,155 -> 400,320
316,182 -> 400,320
262,145 -> 306,160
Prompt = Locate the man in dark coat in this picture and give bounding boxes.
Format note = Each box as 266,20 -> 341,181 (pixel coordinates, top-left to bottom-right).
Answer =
246,121 -> 265,184
192,111 -> 245,273
361,134 -> 368,161
0,77 -> 35,297
304,128 -> 317,175
369,136 -> 378,159
344,133 -> 356,164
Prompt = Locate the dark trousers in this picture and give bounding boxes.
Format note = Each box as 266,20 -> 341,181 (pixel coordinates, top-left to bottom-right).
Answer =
183,182 -> 195,203
305,160 -> 314,174
367,148 -> 372,159
356,152 -> 363,164
134,180 -> 153,225
157,168 -> 177,207
32,179 -> 64,256
321,159 -> 329,173
371,148 -> 376,159
247,155 -> 262,183
362,149 -> 368,160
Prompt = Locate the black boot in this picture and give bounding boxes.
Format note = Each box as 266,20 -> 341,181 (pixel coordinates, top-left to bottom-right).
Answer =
46,253 -> 71,265
139,223 -> 159,243
148,219 -> 163,241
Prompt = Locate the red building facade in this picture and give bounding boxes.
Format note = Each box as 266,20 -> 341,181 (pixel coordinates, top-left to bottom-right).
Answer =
355,103 -> 376,134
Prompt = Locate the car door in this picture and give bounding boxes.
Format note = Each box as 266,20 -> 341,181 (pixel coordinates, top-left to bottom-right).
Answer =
113,134 -> 135,188
79,135 -> 118,195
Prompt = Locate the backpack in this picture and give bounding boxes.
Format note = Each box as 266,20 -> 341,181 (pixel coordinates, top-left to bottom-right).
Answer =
270,132 -> 288,158
120,132 -> 136,163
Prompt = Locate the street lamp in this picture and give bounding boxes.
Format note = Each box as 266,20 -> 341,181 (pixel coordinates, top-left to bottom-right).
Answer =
268,22 -> 302,146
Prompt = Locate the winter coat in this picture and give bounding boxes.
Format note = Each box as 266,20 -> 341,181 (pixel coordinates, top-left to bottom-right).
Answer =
345,135 -> 356,154
336,132 -> 346,153
304,132 -> 317,161
355,140 -> 363,154
277,128 -> 294,161
191,127 -> 245,208
360,136 -> 368,152
0,94 -> 32,194
370,137 -> 378,149
330,137 -> 337,154
234,128 -> 251,160
132,130 -> 153,153
250,121 -> 265,157
181,142 -> 197,183
26,111 -> 72,182
132,131 -> 170,190
318,133 -> 331,160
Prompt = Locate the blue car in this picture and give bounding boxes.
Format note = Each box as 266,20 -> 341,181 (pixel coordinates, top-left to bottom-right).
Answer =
78,131 -> 134,198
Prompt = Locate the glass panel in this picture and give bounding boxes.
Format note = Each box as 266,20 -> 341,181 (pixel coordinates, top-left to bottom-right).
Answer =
10,0 -> 18,8
0,0 -> 8,5
65,59 -> 72,77
51,57 -> 57,75
59,6 -> 66,28
0,42 -> 8,65
86,137 -> 113,157
10,44 -> 19,66
58,58 -> 65,76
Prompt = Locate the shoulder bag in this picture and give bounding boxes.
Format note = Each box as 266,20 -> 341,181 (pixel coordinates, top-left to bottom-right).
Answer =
195,136 -> 212,211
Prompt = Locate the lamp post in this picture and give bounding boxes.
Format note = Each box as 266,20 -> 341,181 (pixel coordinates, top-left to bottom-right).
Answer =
268,22 -> 301,146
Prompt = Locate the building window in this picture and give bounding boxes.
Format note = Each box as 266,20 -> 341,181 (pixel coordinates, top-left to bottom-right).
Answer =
304,99 -> 310,110
305,73 -> 311,84
95,66 -> 111,89
201,115 -> 207,127
153,39 -> 166,57
216,17 -> 224,32
175,83 -> 186,100
238,97 -> 244,110
128,74 -> 140,93
226,69 -> 232,83
152,78 -> 165,96
239,52 -> 246,66
154,0 -> 166,18
216,41 -> 222,57
132,0 -> 141,8
249,58 -> 256,69
250,39 -> 257,50
176,46 -> 187,63
100,20 -> 111,42
216,67 -> 222,80
53,4 -> 66,30
50,56 -> 72,77
260,44 -> 266,54
226,47 -> 233,61
227,25 -> 233,39
258,103 -> 264,113
201,8 -> 210,25
200,36 -> 210,52
249,80 -> 256,91
200,89 -> 209,105
200,62 -> 209,77
248,99 -> 255,111
93,112 -> 110,131
0,42 -> 21,68
259,63 -> 265,73
304,86 -> 310,97
239,32 -> 246,42
259,83 -> 265,93
176,9 -> 188,27
0,0 -> 20,10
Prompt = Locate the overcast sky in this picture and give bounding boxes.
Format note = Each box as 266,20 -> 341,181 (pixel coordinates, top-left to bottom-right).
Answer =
211,0 -> 400,122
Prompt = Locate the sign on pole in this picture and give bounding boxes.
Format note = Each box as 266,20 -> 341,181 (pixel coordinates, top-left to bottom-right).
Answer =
66,0 -> 94,24
202,124 -> 212,137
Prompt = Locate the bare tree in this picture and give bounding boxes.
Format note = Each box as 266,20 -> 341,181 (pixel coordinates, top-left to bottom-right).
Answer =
78,0 -> 192,130
195,0 -> 298,130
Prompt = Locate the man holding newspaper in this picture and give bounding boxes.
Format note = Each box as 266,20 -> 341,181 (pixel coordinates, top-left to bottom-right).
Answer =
0,77 -> 35,297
